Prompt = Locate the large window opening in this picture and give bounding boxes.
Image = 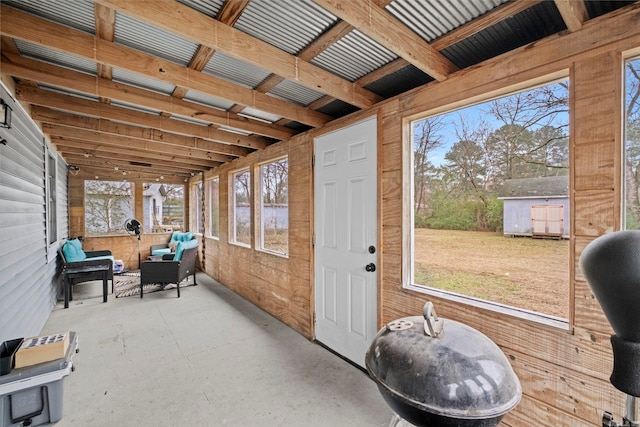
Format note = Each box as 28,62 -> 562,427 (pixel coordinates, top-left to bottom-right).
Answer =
231,169 -> 251,246
624,55 -> 640,229
259,157 -> 288,256
84,180 -> 134,236
409,78 -> 570,320
142,183 -> 184,233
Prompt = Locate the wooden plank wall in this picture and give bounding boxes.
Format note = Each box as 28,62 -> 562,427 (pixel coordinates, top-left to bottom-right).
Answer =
58,4 -> 640,425
202,134 -> 314,338
195,4 -> 640,426
377,5 -> 640,426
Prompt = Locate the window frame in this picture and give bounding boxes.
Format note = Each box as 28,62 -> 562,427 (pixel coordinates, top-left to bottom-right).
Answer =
142,182 -> 185,234
207,176 -> 220,239
623,52 -> 640,230
84,179 -> 135,237
45,144 -> 59,263
256,156 -> 289,257
230,168 -> 251,248
402,74 -> 571,329
192,181 -> 204,235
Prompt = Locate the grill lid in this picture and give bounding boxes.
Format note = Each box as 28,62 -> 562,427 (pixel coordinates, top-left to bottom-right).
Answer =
365,303 -> 521,422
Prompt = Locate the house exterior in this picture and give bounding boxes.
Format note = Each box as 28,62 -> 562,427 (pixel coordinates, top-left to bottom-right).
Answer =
499,176 -> 570,238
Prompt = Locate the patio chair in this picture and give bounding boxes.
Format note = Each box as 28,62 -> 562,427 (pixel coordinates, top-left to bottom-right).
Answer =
58,238 -> 115,308
149,231 -> 195,257
139,242 -> 198,298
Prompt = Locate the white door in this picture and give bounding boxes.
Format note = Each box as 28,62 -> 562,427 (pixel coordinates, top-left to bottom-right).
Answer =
314,116 -> 377,368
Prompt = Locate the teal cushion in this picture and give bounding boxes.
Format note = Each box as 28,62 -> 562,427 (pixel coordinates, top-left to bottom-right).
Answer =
151,247 -> 172,256
62,239 -> 87,262
170,231 -> 194,244
173,239 -> 198,261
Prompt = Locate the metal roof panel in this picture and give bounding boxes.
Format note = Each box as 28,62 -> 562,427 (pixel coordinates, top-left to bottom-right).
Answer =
114,12 -> 199,67
183,91 -> 236,111
14,40 -> 97,76
268,79 -> 325,107
112,69 -> 176,95
176,0 -> 225,18
2,0 -> 95,35
311,29 -> 397,82
387,0 -> 507,42
203,52 -> 272,89
234,0 -> 337,55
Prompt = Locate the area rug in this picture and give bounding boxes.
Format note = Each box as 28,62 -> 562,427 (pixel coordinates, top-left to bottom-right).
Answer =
114,271 -> 176,298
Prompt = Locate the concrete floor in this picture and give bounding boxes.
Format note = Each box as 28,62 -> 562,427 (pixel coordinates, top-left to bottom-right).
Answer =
41,272 -> 394,426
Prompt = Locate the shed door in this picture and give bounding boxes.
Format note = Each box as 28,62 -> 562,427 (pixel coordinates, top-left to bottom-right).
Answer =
531,205 -> 564,236
314,117 -> 378,368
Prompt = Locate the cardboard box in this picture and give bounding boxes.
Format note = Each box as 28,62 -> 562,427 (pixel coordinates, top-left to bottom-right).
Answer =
14,333 -> 69,369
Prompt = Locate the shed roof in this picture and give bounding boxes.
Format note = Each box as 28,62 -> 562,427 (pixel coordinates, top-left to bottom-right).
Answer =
0,0 -> 635,180
498,176 -> 569,199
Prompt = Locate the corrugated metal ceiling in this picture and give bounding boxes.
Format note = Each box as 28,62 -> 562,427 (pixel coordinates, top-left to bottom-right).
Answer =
234,0 -> 337,55
114,12 -> 199,67
203,51 -> 271,89
387,0 -> 508,42
14,39 -> 97,76
311,29 -> 398,82
2,0 -> 95,35
1,0 -> 636,176
176,0 -> 225,18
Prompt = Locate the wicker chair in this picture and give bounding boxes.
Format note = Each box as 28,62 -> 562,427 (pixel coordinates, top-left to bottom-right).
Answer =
139,246 -> 197,298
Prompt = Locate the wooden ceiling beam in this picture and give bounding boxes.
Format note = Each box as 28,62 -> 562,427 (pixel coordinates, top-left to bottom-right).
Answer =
0,5 -> 332,128
554,0 -> 589,32
52,137 -> 220,169
312,0 -> 458,81
94,3 -> 115,83
172,0 -> 251,99
93,0 -> 381,109
32,107 -> 253,158
2,53 -> 295,140
16,84 -> 271,150
61,153 -> 205,178
44,124 -> 235,164
70,165 -> 190,183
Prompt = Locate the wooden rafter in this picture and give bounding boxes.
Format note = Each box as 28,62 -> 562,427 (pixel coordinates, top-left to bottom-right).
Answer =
312,0 -> 458,81
16,84 -> 271,150
2,53 -> 295,140
172,0 -> 251,99
93,0 -> 382,109
554,0 -> 589,32
0,5 -> 332,127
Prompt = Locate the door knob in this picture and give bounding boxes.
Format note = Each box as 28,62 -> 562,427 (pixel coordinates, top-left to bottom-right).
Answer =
365,263 -> 376,272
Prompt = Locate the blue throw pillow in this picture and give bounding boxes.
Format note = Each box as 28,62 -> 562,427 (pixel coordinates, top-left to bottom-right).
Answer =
62,239 -> 87,262
173,239 -> 198,261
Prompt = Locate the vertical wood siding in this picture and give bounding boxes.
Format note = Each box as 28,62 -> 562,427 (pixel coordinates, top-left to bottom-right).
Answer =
0,84 -> 67,345
193,6 -> 640,426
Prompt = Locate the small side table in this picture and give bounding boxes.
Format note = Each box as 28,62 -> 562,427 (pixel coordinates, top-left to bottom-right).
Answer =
62,264 -> 110,309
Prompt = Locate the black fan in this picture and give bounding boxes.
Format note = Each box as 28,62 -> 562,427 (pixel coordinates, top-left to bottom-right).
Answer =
124,218 -> 142,268
125,218 -> 141,237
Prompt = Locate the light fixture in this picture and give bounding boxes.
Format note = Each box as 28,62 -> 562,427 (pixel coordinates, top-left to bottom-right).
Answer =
0,99 -> 12,129
68,165 -> 80,176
